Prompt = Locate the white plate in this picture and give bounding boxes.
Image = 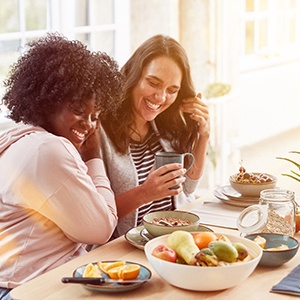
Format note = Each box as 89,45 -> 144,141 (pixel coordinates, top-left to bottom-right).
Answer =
125,224 -> 213,250
73,261 -> 151,293
221,185 -> 259,201
213,187 -> 259,207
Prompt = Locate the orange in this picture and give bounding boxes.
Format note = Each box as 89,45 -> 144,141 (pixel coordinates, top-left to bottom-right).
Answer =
118,264 -> 140,280
97,261 -> 126,275
193,232 -> 217,250
82,263 -> 102,278
105,264 -> 140,280
107,265 -> 125,279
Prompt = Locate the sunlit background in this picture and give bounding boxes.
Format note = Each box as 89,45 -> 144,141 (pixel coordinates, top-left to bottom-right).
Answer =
1,0 -> 300,194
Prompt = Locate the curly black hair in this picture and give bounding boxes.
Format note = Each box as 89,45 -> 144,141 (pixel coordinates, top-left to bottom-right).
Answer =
2,32 -> 124,126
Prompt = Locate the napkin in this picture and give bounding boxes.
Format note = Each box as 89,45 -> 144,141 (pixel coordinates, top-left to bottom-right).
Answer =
189,200 -> 243,229
271,264 -> 300,296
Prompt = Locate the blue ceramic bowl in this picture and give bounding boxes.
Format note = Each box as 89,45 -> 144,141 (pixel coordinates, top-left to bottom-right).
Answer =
245,233 -> 299,267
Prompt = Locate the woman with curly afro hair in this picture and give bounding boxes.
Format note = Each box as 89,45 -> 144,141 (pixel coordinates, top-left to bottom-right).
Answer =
0,33 -> 123,298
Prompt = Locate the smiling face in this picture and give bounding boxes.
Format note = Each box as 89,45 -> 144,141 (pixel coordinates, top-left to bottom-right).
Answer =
131,56 -> 182,129
47,97 -> 100,151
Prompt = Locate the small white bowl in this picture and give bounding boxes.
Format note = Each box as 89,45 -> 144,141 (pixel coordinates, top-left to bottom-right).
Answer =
144,232 -> 262,291
230,172 -> 277,197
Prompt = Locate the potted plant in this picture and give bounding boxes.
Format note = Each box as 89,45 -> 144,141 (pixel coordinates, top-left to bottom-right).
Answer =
203,82 -> 231,170
277,151 -> 300,232
276,151 -> 300,182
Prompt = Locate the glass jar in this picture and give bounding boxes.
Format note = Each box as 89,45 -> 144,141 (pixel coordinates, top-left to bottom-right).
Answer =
237,189 -> 296,236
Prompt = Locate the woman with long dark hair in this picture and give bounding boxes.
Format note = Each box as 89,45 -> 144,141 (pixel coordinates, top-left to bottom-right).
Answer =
101,34 -> 210,238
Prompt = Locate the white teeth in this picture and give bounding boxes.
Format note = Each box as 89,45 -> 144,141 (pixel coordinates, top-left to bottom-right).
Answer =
72,129 -> 85,139
145,99 -> 160,110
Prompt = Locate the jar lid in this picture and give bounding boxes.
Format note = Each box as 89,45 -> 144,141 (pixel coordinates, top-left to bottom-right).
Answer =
236,204 -> 268,234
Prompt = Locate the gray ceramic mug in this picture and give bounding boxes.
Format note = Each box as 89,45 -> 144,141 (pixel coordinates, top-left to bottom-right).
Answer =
154,151 -> 194,189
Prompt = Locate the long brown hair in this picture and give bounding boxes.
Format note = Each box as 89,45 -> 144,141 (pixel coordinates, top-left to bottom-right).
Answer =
101,34 -> 198,154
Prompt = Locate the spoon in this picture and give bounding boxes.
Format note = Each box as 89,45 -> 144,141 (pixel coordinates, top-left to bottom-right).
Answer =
158,219 -> 173,227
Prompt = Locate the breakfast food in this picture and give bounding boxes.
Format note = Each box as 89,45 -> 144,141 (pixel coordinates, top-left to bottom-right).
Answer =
152,231 -> 252,267
98,261 -> 140,280
151,217 -> 192,227
82,261 -> 141,280
82,263 -> 102,278
232,166 -> 274,184
193,232 -> 218,249
151,245 -> 177,262
253,235 -> 289,251
253,235 -> 266,248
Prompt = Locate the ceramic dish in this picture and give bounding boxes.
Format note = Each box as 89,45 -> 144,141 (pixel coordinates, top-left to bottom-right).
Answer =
145,233 -> 262,291
72,261 -> 151,293
213,187 -> 259,207
245,233 -> 299,267
125,224 -> 213,250
142,210 -> 200,237
229,172 -> 277,197
221,185 -> 259,201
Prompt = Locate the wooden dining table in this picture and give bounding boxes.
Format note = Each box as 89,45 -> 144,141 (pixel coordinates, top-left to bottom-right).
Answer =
9,195 -> 300,300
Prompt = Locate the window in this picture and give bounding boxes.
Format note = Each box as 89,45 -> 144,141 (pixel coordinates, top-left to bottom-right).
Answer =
240,0 -> 300,70
0,0 -> 129,123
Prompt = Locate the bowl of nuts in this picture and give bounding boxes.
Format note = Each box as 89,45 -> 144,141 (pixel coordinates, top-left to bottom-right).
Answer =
229,167 -> 277,197
142,210 -> 200,237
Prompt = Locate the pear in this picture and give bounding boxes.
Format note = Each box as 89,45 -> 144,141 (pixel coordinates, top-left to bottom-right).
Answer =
166,231 -> 199,265
233,242 -> 249,260
209,241 -> 238,263
201,247 -> 215,256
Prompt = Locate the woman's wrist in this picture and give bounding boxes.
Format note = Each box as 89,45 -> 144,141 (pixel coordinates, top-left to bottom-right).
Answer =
81,149 -> 101,162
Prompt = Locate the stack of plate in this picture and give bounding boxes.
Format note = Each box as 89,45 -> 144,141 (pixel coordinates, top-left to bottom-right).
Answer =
213,185 -> 260,207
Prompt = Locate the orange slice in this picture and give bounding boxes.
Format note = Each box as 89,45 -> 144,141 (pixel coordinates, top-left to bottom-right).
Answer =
118,264 -> 140,280
82,263 -> 102,278
97,261 -> 126,275
107,265 -> 126,279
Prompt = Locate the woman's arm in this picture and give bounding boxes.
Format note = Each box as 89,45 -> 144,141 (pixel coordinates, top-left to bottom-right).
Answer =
35,137 -> 118,244
115,163 -> 186,219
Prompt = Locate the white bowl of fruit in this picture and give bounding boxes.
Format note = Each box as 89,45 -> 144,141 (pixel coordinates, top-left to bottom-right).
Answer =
144,231 -> 262,291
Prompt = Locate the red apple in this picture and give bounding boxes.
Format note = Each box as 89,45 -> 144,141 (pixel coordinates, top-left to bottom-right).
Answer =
151,244 -> 177,263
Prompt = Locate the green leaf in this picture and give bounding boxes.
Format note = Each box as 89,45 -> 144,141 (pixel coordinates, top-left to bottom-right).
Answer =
276,157 -> 300,170
281,173 -> 300,182
277,153 -> 300,183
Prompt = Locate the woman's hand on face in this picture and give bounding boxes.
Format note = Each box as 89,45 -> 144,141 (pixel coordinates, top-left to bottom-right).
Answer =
140,163 -> 186,203
180,92 -> 210,137
79,126 -> 101,162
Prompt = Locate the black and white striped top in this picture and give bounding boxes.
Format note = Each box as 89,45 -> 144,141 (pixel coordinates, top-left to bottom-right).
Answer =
130,130 -> 174,226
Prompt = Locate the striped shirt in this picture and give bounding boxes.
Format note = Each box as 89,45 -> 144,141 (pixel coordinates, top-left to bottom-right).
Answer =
130,130 -> 174,226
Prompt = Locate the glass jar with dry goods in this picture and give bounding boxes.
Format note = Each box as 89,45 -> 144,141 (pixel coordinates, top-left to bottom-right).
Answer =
237,189 -> 296,236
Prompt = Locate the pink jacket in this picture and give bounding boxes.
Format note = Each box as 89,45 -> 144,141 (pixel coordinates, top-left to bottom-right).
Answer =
0,124 -> 117,288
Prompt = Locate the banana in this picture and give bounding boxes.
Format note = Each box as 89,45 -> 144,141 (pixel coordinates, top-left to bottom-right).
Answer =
195,251 -> 219,267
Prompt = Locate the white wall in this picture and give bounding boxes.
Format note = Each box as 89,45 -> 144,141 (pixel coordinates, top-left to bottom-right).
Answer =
236,61 -> 300,147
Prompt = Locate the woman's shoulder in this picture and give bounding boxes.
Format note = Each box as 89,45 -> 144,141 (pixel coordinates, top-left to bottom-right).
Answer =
22,130 -> 80,160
